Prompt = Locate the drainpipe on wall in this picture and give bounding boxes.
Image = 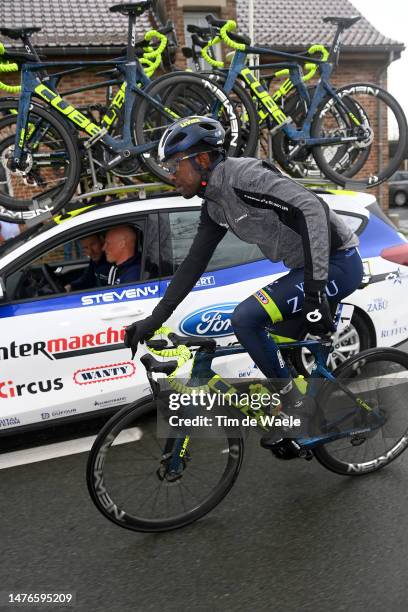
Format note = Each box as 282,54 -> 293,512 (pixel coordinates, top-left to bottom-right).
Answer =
377,50 -> 394,209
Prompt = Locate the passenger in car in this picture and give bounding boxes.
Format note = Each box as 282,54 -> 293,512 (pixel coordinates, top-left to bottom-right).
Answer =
64,233 -> 110,291
103,225 -> 141,284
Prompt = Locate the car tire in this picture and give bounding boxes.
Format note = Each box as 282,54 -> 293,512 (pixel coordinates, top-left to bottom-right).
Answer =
393,190 -> 408,207
291,309 -> 372,376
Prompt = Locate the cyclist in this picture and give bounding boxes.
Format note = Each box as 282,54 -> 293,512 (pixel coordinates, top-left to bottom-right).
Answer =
124,116 -> 364,448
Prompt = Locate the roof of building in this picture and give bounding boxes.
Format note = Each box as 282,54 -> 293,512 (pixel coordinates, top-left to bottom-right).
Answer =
236,0 -> 404,52
0,0 -> 403,54
0,0 -> 157,50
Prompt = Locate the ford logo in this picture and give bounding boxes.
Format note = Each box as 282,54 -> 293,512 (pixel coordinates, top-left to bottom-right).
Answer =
180,303 -> 238,337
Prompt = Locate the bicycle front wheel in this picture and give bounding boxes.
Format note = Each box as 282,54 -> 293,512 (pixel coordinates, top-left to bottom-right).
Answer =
313,348 -> 408,475
0,100 -> 80,212
311,83 -> 408,188
87,396 -> 244,532
202,72 -> 260,157
133,72 -> 241,183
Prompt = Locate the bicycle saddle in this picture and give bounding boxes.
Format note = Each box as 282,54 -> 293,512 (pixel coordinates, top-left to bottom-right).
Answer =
322,16 -> 361,29
0,26 -> 41,40
109,1 -> 152,16
227,31 -> 251,46
187,24 -> 212,36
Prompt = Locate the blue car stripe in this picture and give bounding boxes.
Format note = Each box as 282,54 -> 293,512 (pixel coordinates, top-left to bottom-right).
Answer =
0,213 -> 401,319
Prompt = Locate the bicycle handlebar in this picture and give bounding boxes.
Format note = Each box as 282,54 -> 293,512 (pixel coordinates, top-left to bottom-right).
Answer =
273,44 -> 329,81
0,43 -> 21,93
201,35 -> 224,68
143,29 -> 167,58
219,21 -> 247,51
141,327 -> 216,379
201,20 -> 329,83
199,21 -> 245,69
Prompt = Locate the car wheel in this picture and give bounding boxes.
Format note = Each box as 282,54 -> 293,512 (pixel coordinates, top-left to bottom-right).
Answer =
292,310 -> 372,375
394,190 -> 408,207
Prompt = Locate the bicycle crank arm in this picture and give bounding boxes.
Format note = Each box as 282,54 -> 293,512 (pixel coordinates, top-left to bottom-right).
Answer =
286,144 -> 307,161
102,151 -> 133,171
305,136 -> 359,147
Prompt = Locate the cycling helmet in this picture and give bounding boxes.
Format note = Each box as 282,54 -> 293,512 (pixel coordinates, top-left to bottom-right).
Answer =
158,116 -> 225,162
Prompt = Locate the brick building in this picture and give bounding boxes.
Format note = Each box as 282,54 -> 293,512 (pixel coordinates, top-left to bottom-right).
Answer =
0,0 -> 405,206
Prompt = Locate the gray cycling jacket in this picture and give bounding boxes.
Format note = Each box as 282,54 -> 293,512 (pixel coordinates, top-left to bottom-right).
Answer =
153,157 -> 359,323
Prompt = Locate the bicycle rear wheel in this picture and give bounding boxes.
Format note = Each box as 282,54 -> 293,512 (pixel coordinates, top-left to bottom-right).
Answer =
87,396 -> 244,532
312,83 -> 408,188
313,348 -> 408,475
272,88 -> 369,179
0,100 -> 80,212
133,72 -> 241,183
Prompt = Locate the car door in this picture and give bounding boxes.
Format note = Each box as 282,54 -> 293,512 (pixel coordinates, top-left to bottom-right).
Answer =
0,212 -> 160,431
158,206 -> 288,378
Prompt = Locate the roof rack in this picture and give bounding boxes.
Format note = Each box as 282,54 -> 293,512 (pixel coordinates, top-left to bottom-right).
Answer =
297,176 -> 367,193
71,181 -> 173,201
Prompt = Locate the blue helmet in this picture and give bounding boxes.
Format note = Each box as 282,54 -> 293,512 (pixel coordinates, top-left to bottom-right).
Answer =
158,116 -> 225,162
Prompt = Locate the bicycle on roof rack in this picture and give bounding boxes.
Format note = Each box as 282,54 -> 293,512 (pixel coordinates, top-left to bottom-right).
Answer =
0,19 -> 177,221
0,1 -> 241,217
186,14 -> 407,188
87,310 -> 408,532
183,20 -> 330,169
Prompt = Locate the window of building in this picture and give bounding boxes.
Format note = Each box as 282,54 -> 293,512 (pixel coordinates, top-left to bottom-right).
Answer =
183,11 -> 223,70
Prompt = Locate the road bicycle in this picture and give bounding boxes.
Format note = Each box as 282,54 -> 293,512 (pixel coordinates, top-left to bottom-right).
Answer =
0,1 -> 241,215
185,20 -> 368,180
193,15 -> 407,188
87,313 -> 408,532
0,20 -> 175,210
184,20 -> 337,176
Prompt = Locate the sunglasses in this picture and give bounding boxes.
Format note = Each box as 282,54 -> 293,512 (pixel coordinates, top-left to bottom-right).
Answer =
161,153 -> 198,175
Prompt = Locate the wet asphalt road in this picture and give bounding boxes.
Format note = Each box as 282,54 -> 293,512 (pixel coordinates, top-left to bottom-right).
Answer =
1,414 -> 408,612
0,206 -> 408,612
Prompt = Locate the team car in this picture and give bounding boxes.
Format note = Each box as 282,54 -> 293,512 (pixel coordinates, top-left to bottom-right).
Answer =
0,188 -> 407,434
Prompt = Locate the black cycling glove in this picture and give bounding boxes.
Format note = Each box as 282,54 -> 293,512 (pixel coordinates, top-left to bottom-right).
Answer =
302,291 -> 336,337
124,315 -> 163,359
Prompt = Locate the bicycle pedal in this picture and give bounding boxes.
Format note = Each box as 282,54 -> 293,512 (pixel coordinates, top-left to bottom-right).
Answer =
299,449 -> 314,461
270,439 -> 302,460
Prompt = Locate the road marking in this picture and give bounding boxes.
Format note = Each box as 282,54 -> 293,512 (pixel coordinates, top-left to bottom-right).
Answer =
0,427 -> 143,470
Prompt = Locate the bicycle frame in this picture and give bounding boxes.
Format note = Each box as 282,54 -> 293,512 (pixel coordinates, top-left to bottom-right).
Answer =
12,54 -> 178,169
221,46 -> 360,149
154,334 -> 384,475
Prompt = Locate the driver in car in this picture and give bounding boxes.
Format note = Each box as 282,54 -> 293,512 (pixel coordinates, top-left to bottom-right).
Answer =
64,234 -> 110,292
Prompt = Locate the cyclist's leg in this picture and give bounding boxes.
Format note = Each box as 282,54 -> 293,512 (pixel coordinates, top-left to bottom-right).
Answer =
231,247 -> 364,381
231,247 -> 364,443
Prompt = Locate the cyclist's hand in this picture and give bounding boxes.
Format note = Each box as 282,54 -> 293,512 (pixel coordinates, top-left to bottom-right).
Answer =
302,291 -> 336,337
124,315 -> 162,359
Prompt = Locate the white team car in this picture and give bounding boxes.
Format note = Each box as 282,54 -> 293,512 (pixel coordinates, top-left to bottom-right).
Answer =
0,189 -> 407,434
